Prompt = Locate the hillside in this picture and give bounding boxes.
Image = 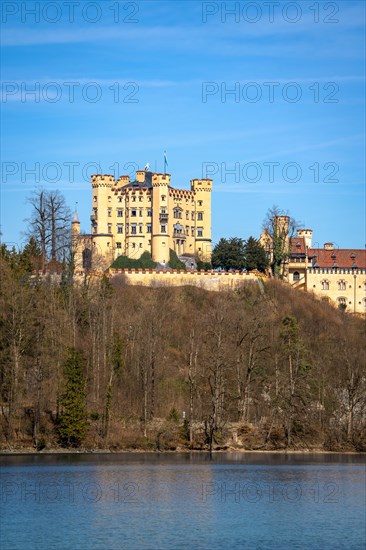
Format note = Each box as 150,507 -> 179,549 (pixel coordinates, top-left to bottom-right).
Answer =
1,256 -> 365,452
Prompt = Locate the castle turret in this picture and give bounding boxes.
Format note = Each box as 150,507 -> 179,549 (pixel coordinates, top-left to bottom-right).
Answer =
151,173 -> 171,264
297,229 -> 312,248
71,210 -> 80,236
90,174 -> 116,267
190,178 -> 212,262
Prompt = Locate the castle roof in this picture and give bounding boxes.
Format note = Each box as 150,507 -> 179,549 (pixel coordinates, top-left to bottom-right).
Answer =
307,248 -> 366,269
122,171 -> 154,190
290,237 -> 306,255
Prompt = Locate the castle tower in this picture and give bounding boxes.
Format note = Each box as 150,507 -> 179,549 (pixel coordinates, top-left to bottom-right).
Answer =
151,173 -> 170,264
71,210 -> 82,270
297,229 -> 313,248
90,174 -> 116,267
71,210 -> 80,236
190,178 -> 212,262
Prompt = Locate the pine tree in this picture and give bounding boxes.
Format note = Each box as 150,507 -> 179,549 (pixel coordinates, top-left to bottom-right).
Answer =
243,236 -> 268,272
58,348 -> 87,447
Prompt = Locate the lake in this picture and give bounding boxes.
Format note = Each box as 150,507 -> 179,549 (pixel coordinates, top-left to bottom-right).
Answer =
0,453 -> 365,549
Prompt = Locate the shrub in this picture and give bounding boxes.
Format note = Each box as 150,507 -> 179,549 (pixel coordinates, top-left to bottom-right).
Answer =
111,252 -> 157,270
169,249 -> 186,270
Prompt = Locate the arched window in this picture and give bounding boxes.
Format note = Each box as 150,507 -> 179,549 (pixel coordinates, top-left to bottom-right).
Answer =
293,271 -> 300,281
321,280 -> 329,290
338,280 -> 346,291
337,297 -> 347,305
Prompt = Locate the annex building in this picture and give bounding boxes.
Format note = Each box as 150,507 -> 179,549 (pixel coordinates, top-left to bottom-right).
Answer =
261,217 -> 366,315
72,168 -> 212,269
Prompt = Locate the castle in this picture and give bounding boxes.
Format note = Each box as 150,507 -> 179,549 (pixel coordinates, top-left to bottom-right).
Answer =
261,216 -> 366,315
72,168 -> 212,269
71,170 -> 365,315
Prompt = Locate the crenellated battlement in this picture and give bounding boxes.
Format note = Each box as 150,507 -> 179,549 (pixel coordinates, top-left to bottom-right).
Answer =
190,178 -> 212,192
152,173 -> 171,186
91,174 -> 115,188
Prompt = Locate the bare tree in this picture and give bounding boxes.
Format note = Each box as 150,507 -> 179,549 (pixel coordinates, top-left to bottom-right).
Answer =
25,189 -> 71,269
262,206 -> 302,278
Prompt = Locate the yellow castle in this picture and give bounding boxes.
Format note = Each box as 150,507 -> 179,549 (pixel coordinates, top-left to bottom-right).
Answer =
72,168 -> 212,269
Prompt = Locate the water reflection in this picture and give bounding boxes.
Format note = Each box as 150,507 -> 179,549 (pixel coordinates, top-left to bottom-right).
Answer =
1,453 -> 365,550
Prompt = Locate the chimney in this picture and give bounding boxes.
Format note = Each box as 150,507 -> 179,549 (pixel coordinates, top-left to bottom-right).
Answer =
136,170 -> 145,183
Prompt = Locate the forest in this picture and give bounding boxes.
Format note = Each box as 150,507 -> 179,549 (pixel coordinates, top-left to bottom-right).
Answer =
1,245 -> 365,453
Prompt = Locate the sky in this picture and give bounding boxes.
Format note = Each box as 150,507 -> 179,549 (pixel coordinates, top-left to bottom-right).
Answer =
1,0 -> 365,251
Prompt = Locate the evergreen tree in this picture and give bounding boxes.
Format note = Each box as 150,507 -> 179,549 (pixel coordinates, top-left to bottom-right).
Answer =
243,236 -> 268,272
58,348 -> 87,447
212,237 -> 246,270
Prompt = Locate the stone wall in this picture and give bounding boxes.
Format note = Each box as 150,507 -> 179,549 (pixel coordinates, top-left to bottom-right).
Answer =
106,268 -> 259,291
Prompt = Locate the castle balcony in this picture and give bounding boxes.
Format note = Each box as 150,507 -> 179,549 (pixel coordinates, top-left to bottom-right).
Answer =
159,213 -> 169,223
173,231 -> 186,239
90,214 -> 97,222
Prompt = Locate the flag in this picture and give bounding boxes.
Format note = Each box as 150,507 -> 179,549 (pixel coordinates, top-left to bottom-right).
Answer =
164,151 -> 168,173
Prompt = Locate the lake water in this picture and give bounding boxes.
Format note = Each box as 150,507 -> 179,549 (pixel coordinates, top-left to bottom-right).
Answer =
0,453 -> 365,549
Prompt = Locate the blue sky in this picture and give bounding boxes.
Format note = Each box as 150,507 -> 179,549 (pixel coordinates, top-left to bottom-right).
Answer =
1,0 -> 365,250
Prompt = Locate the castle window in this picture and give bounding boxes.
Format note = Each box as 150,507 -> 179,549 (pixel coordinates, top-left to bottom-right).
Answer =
321,280 -> 329,290
161,225 -> 166,233
82,248 -> 92,270
131,243 -> 135,248
191,212 -> 195,221
93,207 -> 97,216
118,197 -> 123,203
338,280 -> 346,291
162,195 -> 166,201
191,227 -> 195,236
186,226 -> 189,235
139,209 -> 143,217
131,209 -> 137,217
93,196 -> 97,202
139,196 -> 143,202
198,200 -> 203,206
197,212 -> 203,221
108,196 -> 111,202
293,271 -> 300,281
197,228 -> 203,237
132,196 -> 136,202
173,208 -> 182,219
140,243 -> 143,248
117,209 -> 123,217
108,208 -> 112,217
139,224 -> 143,234
186,211 -> 189,220
116,242 -> 121,249
117,224 -> 123,234
107,224 -> 112,233
337,297 -> 347,305
147,208 -> 152,217
147,224 -> 152,233
131,224 -> 137,235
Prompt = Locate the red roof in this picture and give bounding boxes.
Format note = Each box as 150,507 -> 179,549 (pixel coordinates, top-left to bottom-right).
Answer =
290,237 -> 306,254
308,248 -> 366,269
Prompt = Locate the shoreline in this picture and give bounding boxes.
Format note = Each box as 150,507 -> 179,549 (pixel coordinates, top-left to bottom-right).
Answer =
1,447 -> 364,456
